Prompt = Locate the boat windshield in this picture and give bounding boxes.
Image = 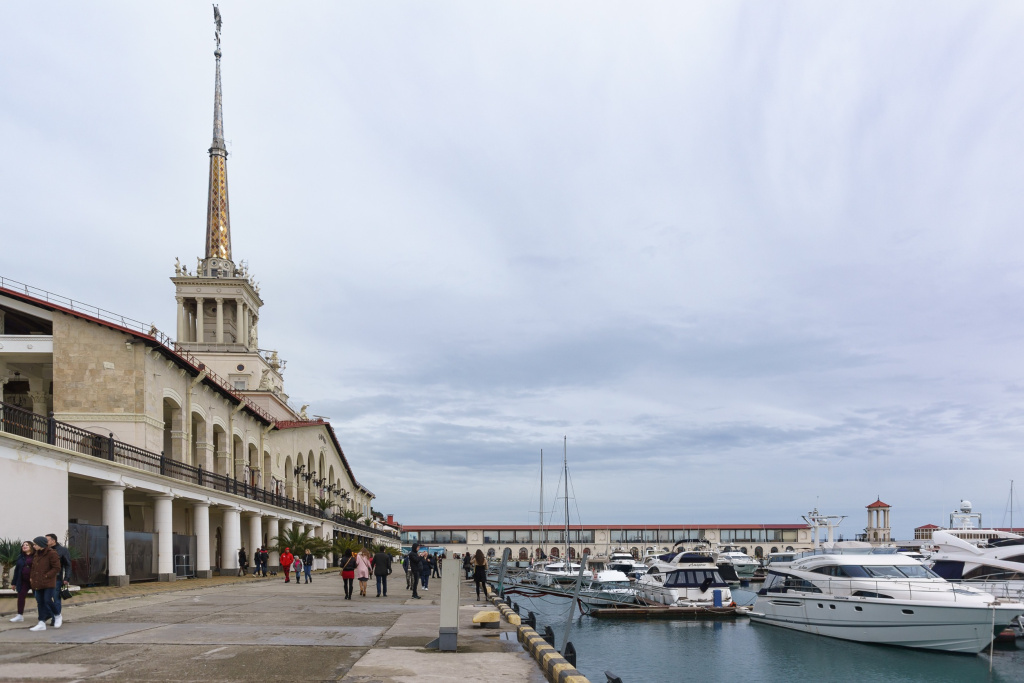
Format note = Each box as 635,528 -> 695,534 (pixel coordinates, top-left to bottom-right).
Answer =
863,565 -> 940,579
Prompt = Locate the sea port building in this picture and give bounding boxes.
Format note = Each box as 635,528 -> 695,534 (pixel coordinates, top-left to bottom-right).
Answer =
0,33 -> 398,586
401,523 -> 814,561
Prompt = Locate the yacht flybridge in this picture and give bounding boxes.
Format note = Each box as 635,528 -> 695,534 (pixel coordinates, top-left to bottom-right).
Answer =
750,541 -> 1024,654
929,530 -> 1024,600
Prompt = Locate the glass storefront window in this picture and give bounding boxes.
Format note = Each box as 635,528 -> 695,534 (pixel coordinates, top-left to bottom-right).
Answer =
419,531 -> 435,543
516,530 -> 532,543
434,530 -> 451,543
579,530 -> 594,543
483,531 -> 499,544
450,530 -> 467,543
498,530 -> 516,542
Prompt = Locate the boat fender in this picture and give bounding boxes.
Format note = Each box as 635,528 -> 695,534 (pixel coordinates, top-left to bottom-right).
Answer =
730,601 -> 736,607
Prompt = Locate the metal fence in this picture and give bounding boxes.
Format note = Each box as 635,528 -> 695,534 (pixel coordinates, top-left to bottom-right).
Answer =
0,399 -> 396,540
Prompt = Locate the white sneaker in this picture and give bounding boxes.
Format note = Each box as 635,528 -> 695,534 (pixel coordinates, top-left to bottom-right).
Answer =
53,614 -> 62,628
9,614 -> 23,622
29,621 -> 46,632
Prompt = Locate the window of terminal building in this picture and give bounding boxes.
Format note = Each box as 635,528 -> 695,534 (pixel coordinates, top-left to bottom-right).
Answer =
626,529 -> 643,542
434,531 -> 451,543
644,530 -> 658,542
579,530 -> 594,543
419,531 -> 435,543
515,530 -> 532,543
610,530 -> 623,543
499,530 -> 516,543
450,530 -> 467,543
401,531 -> 418,542
545,530 -> 564,543
483,531 -> 499,544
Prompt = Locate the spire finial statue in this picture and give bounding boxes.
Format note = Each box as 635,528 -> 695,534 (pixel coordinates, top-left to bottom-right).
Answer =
204,3 -> 232,269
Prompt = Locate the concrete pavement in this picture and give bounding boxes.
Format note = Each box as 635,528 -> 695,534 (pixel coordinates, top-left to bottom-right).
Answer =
0,571 -> 545,682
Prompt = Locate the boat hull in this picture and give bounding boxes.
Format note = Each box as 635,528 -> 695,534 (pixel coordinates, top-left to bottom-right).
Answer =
750,595 -> 1024,654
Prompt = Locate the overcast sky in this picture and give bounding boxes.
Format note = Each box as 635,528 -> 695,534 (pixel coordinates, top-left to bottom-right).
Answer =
3,2 -> 1023,538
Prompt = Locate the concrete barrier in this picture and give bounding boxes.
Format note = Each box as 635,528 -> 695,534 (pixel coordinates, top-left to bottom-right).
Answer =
490,596 -> 589,683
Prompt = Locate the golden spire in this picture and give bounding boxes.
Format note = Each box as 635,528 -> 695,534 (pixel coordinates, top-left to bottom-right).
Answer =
205,5 -> 231,264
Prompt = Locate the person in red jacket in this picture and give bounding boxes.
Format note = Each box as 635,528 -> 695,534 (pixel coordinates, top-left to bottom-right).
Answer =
280,547 -> 295,583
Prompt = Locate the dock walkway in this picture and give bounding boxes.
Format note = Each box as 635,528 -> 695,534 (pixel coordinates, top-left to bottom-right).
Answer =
0,569 -> 545,682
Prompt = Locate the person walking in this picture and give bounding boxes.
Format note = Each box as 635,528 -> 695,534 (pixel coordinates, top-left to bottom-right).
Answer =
280,547 -> 294,583
9,541 -> 34,623
302,549 -> 314,584
371,548 -> 391,597
430,553 -> 440,579
419,551 -> 431,590
28,536 -> 61,631
237,547 -> 248,576
402,553 -> 411,590
462,551 -> 472,580
259,547 -> 269,577
472,549 -> 488,602
292,554 -> 302,585
340,549 -> 356,599
44,534 -> 71,625
407,544 -> 421,599
355,548 -> 372,597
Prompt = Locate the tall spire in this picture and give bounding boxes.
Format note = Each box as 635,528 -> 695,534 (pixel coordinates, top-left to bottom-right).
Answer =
205,4 -> 231,265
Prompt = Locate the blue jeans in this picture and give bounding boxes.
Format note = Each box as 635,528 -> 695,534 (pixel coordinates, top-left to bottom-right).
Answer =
304,565 -> 312,582
421,571 -> 429,589
35,587 -> 59,623
375,574 -> 387,596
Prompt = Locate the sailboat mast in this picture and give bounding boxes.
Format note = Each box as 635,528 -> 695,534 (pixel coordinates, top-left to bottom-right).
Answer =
1012,480 -> 1015,532
563,436 -> 569,564
539,449 -> 544,559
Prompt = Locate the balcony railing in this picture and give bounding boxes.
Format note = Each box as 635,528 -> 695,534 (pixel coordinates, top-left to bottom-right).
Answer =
0,399 -> 397,540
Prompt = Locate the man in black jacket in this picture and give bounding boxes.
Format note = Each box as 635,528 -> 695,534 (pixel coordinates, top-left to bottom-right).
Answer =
407,544 -> 421,599
45,534 -> 71,625
372,549 -> 392,597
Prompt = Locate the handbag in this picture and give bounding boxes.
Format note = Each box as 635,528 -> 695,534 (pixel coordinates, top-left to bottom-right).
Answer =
60,586 -> 73,601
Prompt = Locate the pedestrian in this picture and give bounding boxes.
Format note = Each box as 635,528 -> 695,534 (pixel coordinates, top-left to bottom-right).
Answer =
8,541 -> 34,623
44,534 -> 71,624
402,553 -> 411,589
407,544 -> 421,599
259,546 -> 269,577
28,536 -> 62,631
340,549 -> 356,599
302,548 -> 314,584
237,547 -> 248,576
371,548 -> 392,598
462,551 -> 472,580
292,554 -> 302,585
420,551 -> 431,590
430,553 -> 440,578
280,547 -> 294,583
355,548 -> 372,597
473,549 -> 488,602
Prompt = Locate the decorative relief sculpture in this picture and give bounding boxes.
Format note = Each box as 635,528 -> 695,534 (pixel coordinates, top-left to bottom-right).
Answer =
258,368 -> 271,390
299,404 -> 309,420
174,258 -> 182,276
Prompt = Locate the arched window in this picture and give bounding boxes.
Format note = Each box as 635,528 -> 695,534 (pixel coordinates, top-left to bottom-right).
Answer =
754,547 -> 763,559
535,547 -> 545,559
630,547 -> 639,558
519,548 -> 529,560
770,547 -> 779,554
568,547 -> 577,559
487,548 -> 496,557
583,548 -> 591,556
550,547 -> 560,558
785,546 -> 794,552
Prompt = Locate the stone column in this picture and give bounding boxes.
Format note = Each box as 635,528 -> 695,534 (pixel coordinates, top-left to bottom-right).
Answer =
215,298 -> 224,344
154,494 -> 175,582
195,298 -> 205,344
222,507 -> 241,572
194,502 -> 212,578
176,297 -> 185,342
236,300 -> 246,347
246,513 -> 262,574
101,485 -> 129,586
266,517 -> 280,567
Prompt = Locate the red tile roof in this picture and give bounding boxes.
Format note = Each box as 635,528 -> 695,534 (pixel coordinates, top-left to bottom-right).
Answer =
915,524 -> 940,529
402,524 -> 809,531
867,499 -> 890,508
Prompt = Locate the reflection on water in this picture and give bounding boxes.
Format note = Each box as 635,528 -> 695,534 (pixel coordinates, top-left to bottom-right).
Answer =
512,593 -> 1024,683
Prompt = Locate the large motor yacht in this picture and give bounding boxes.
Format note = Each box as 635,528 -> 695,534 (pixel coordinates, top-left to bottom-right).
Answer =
577,568 -> 638,607
717,548 -> 760,579
750,541 -> 1024,654
606,549 -> 646,578
529,559 -> 585,587
928,530 -> 1024,600
637,554 -> 735,607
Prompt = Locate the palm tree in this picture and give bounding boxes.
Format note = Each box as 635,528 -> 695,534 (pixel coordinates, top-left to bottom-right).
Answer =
340,509 -> 364,524
313,497 -> 336,515
0,538 -> 22,590
270,527 -> 314,554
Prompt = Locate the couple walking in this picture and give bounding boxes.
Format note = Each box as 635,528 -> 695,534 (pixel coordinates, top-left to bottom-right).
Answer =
340,547 -> 392,599
9,535 -> 72,632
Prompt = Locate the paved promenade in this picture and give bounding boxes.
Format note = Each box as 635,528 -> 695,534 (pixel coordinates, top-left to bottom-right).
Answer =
0,571 -> 544,682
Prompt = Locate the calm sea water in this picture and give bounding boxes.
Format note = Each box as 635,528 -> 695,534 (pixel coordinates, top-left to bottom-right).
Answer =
511,590 -> 1024,683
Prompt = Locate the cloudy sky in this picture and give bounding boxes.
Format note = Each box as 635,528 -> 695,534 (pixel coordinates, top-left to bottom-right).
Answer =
3,2 -> 1023,537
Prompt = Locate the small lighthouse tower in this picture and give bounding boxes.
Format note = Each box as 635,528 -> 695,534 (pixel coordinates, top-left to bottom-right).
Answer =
866,498 -> 891,543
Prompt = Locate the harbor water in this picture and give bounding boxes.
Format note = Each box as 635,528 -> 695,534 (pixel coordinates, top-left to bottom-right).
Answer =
510,590 -> 1024,682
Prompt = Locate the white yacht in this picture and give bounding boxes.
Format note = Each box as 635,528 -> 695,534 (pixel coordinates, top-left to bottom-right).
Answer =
577,568 -> 638,607
637,554 -> 735,607
529,559 -> 585,587
928,530 -> 1024,600
717,548 -> 760,579
606,549 -> 646,578
750,541 -> 1024,654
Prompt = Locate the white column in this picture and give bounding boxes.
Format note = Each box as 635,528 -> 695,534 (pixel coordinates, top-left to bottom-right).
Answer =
247,513 -> 262,574
154,494 -> 175,581
266,517 -> 280,567
222,507 -> 241,571
194,502 -> 212,578
101,485 -> 129,586
215,298 -> 224,344
195,297 -> 205,344
236,300 -> 246,347
176,297 -> 185,342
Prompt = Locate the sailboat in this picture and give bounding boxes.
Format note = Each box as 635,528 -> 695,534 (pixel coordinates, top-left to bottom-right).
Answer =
529,437 -> 586,586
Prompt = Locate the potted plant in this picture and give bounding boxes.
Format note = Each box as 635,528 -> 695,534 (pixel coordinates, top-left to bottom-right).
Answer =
0,538 -> 23,590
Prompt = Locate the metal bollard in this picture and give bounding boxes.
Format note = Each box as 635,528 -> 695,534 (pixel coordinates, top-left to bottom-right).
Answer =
542,625 -> 555,646
525,610 -> 537,628
564,641 -> 577,667
605,672 -> 623,683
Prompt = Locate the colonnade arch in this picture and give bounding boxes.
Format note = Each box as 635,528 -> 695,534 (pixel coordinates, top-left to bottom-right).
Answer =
162,397 -> 182,462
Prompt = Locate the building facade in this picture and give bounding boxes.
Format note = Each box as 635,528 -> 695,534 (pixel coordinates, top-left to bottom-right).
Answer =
401,523 -> 813,561
0,19 -> 395,586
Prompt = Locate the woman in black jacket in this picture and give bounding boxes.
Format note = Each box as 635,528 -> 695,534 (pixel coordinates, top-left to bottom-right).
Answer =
9,541 -> 34,623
